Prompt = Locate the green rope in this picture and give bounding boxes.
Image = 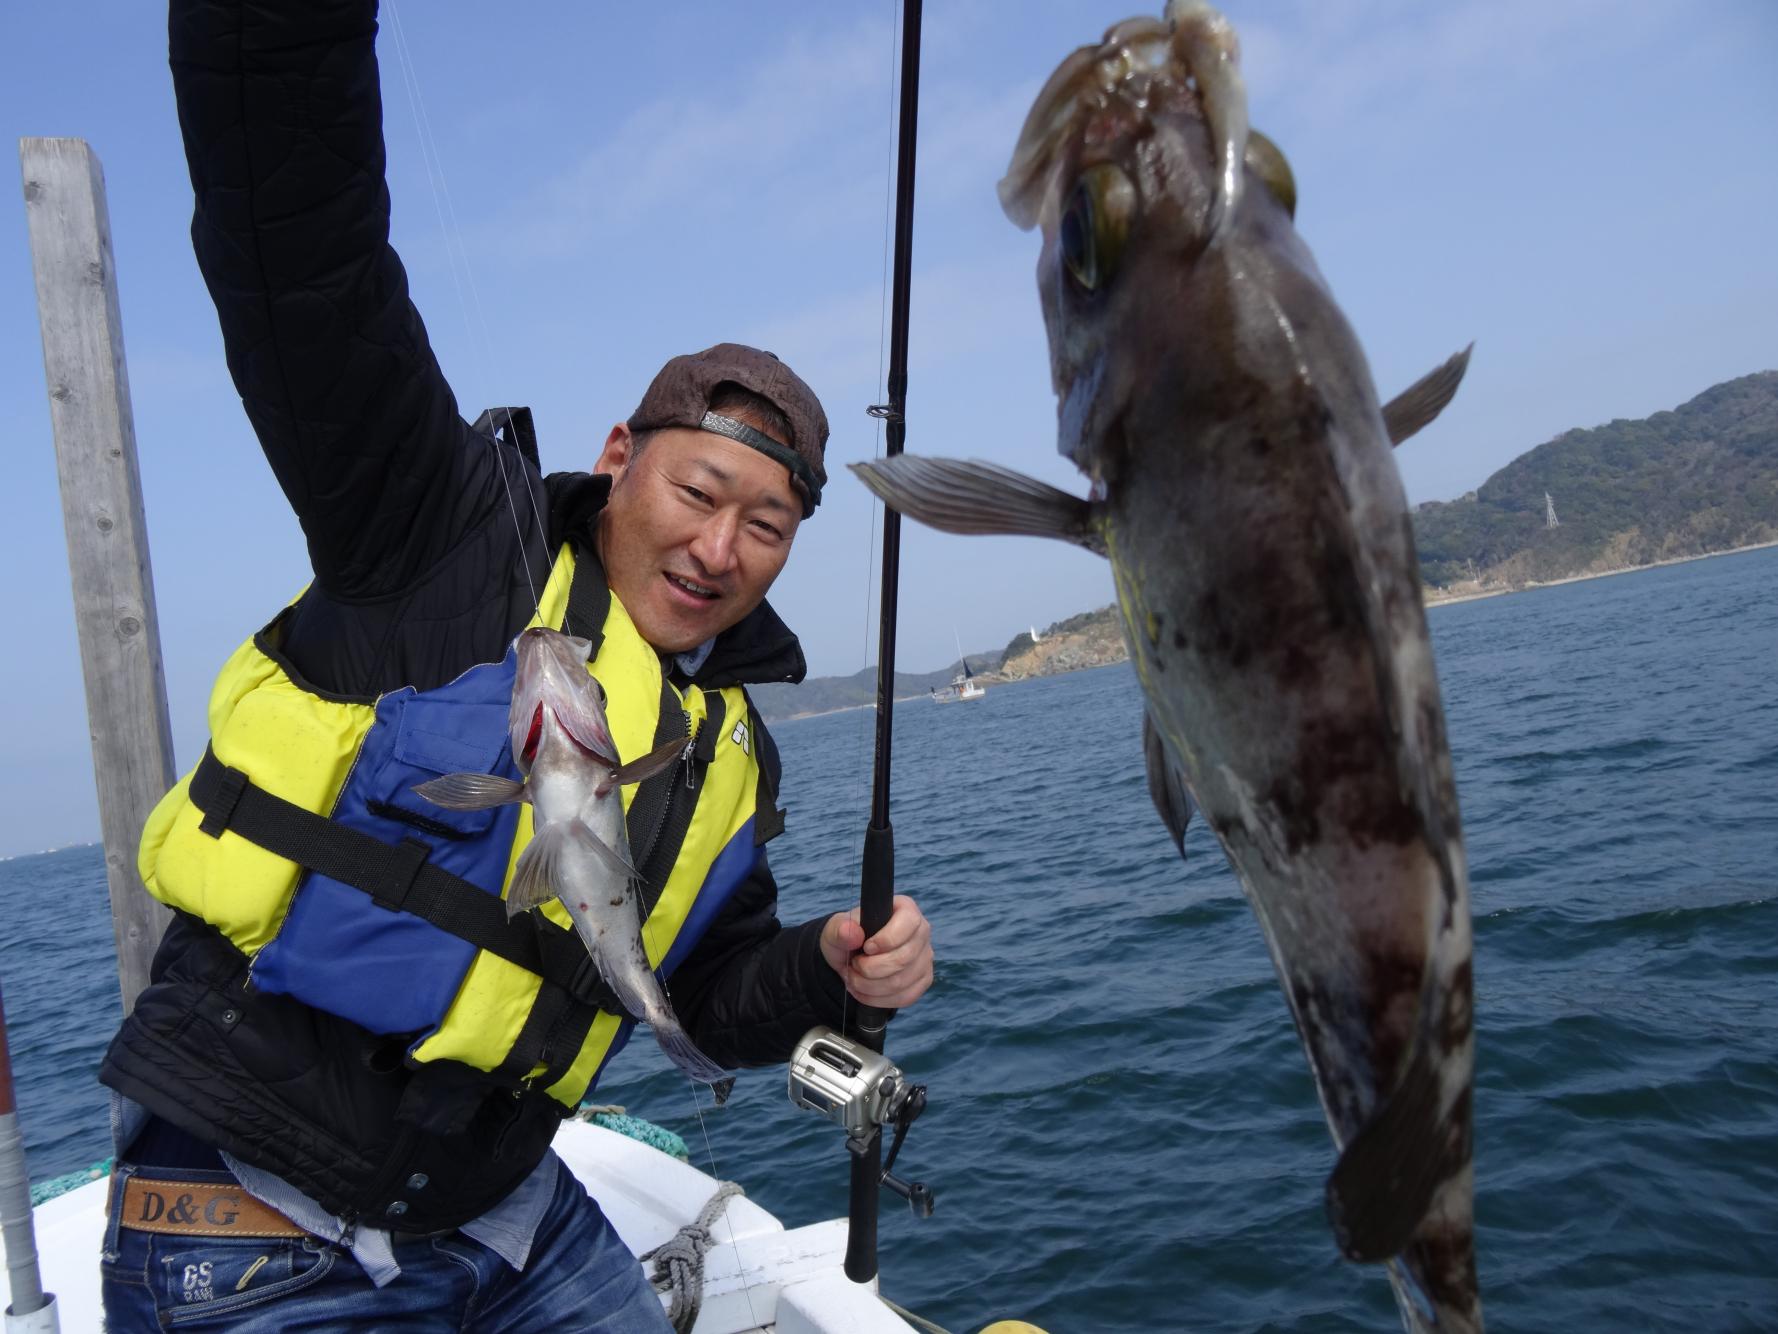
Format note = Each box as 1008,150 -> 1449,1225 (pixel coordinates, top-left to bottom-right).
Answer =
30,1156 -> 113,1207
575,1103 -> 690,1162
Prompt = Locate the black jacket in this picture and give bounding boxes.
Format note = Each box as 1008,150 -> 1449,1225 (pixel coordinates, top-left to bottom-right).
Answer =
100,0 -> 846,1232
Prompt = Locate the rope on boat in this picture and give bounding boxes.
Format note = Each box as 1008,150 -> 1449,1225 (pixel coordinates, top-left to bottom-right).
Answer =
29,1156 -> 111,1207
574,1103 -> 690,1161
640,1180 -> 744,1334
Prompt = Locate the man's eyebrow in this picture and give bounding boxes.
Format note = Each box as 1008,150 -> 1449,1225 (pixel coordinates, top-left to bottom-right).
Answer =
687,457 -> 797,518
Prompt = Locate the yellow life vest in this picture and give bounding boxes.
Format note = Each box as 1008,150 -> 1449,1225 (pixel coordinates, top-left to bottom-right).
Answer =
137,545 -> 777,1108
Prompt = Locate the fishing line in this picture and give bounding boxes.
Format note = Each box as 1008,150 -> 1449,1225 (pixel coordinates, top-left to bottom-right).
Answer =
385,0 -> 547,616
667,3 -> 909,1310
688,1091 -> 766,1333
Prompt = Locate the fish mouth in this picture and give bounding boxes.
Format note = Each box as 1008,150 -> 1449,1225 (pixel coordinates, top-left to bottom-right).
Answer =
548,704 -> 619,766
520,701 -> 617,767
999,5 -> 1247,241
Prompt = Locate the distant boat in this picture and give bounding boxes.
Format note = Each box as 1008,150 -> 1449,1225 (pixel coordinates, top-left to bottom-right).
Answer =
931,631 -> 987,703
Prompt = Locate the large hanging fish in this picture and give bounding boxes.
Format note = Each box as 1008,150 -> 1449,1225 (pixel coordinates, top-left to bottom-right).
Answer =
852,4 -> 1480,1329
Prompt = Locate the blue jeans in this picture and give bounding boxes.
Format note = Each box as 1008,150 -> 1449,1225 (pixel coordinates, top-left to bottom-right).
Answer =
99,1160 -> 673,1332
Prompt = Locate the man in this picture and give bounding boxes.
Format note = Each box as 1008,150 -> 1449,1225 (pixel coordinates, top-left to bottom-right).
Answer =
96,2 -> 933,1329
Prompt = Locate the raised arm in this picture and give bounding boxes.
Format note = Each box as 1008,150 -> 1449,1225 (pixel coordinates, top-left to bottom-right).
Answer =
170,0 -> 497,596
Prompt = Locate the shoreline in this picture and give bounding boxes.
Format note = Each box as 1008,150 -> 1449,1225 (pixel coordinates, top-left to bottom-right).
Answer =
777,541 -> 1778,724
1422,538 -> 1778,608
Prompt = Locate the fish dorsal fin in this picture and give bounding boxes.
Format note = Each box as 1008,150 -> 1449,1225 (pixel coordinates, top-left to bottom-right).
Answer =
1382,345 -> 1473,447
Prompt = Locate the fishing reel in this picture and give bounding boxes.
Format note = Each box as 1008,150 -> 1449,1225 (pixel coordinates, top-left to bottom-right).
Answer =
789,1026 -> 934,1217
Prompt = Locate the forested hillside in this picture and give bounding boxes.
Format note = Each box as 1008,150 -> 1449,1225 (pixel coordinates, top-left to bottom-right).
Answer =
1413,371 -> 1777,587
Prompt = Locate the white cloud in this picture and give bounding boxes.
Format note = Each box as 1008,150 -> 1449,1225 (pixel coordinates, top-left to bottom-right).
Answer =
474,16 -> 895,262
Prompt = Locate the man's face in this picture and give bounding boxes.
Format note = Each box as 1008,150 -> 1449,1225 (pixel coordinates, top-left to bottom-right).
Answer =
593,420 -> 803,653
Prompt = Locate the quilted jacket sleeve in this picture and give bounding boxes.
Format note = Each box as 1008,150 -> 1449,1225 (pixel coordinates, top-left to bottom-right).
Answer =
169,0 -> 508,599
669,851 -> 852,1069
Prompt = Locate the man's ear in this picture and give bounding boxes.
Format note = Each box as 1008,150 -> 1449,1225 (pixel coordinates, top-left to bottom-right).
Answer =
593,423 -> 634,480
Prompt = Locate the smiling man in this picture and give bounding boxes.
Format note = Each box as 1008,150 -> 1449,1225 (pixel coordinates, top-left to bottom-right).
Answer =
597,348 -> 821,661
96,3 -> 932,1331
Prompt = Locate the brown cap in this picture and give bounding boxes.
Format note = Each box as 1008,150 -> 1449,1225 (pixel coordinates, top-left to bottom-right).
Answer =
628,343 -> 829,516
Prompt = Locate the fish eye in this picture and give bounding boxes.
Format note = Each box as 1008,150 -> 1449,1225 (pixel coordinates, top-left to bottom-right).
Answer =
1059,163 -> 1136,293
1245,129 -> 1296,220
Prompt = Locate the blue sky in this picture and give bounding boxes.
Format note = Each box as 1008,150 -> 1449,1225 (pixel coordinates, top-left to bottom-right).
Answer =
3,1 -> 1775,855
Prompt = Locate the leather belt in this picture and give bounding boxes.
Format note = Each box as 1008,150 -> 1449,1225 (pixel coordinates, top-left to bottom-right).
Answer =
115,1175 -> 308,1240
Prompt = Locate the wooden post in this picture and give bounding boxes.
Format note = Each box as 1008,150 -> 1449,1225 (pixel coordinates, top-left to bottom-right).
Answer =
20,137 -> 174,1014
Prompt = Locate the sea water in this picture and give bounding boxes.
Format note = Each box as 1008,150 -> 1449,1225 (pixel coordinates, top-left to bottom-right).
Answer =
3,546 -> 1774,1332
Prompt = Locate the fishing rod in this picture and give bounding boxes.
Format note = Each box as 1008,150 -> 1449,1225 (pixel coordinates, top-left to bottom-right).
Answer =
846,0 -> 933,1283
784,0 -> 934,1288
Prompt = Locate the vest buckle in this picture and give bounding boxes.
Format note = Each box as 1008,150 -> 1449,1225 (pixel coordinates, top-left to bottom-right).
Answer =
372,838 -> 432,914
199,764 -> 249,838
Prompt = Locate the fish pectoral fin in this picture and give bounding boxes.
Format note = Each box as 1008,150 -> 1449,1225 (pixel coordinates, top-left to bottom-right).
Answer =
1383,344 -> 1474,446
507,820 -> 569,915
849,456 -> 1107,556
611,737 -> 689,786
413,773 -> 528,811
1323,1038 -> 1450,1263
1142,711 -> 1197,858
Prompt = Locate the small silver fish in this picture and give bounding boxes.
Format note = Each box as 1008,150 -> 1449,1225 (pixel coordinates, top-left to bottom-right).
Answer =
416,626 -> 728,1087
853,4 -> 1479,1329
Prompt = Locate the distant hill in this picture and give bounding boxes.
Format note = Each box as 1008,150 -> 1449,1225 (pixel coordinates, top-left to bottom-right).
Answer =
996,607 -> 1126,679
757,371 -> 1777,718
1413,371 -> 1778,589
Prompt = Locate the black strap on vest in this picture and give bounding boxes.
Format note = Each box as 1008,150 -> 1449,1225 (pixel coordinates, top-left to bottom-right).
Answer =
188,748 -> 621,1021
564,545 -> 717,923
563,542 -> 612,652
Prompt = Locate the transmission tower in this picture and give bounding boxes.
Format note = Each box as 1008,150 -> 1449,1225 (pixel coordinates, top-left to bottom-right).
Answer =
1545,492 -> 1560,529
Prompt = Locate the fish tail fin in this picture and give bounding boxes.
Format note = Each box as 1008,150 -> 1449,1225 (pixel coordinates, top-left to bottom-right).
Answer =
648,1010 -> 733,1090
